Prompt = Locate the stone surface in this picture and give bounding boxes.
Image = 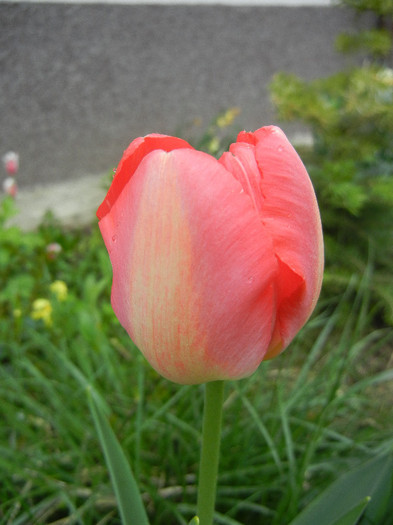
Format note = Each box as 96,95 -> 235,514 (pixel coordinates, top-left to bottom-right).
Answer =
7,174 -> 107,230
1,3 -> 371,193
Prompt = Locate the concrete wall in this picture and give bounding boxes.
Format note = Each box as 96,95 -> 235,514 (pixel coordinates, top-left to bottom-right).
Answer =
1,2 -> 372,189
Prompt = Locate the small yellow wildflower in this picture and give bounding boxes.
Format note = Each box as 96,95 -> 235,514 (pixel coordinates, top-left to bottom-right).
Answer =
50,280 -> 68,301
216,107 -> 240,128
31,298 -> 52,326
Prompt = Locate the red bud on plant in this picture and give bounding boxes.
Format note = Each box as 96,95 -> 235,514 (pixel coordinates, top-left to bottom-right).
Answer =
46,242 -> 63,260
2,152 -> 19,175
97,127 -> 323,384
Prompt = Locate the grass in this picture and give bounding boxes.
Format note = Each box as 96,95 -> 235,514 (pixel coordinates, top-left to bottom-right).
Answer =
0,201 -> 392,524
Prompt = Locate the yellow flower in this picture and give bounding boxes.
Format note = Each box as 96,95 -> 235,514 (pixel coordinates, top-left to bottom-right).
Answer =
50,280 -> 68,301
13,308 -> 22,318
216,107 -> 240,128
31,298 -> 52,326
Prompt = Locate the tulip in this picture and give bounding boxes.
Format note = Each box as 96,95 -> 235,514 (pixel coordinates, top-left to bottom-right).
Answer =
97,127 -> 323,385
2,151 -> 19,175
46,242 -> 63,260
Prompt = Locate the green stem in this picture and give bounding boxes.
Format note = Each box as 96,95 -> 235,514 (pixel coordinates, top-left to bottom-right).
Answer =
197,381 -> 225,525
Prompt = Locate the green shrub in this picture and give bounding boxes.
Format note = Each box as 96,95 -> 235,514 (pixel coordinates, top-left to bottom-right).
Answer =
270,0 -> 393,324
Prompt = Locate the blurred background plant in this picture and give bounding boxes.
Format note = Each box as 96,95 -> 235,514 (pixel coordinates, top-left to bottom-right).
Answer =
270,0 -> 393,326
2,151 -> 19,198
181,106 -> 241,158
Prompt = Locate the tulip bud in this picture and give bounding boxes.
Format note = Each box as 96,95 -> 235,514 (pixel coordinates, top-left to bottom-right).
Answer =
46,242 -> 63,260
97,127 -> 323,384
2,151 -> 19,175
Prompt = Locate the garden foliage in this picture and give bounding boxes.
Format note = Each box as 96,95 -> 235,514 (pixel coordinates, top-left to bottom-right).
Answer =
270,0 -> 393,325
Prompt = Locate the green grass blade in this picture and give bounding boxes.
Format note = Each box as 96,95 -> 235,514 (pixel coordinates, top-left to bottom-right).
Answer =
87,386 -> 149,525
288,451 -> 393,525
236,385 -> 283,473
331,497 -> 370,525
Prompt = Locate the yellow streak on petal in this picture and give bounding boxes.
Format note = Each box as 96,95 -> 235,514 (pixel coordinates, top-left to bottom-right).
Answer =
129,152 -> 210,383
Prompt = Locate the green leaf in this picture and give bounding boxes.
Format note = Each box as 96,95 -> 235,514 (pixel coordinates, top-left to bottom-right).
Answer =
87,386 -> 149,525
289,451 -> 393,525
331,497 -> 370,525
336,29 -> 392,57
189,517 -> 200,525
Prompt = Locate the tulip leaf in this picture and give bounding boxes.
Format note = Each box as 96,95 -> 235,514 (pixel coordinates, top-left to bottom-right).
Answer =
189,517 -> 200,525
87,386 -> 149,525
289,451 -> 393,525
329,497 -> 370,525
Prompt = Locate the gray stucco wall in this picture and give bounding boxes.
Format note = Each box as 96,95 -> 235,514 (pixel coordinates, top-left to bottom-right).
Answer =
1,2 -> 372,189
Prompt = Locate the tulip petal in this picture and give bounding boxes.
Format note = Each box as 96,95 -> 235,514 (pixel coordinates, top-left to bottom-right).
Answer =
97,134 -> 193,220
221,126 -> 323,355
172,150 -> 279,381
99,147 -> 280,384
219,144 -> 264,216
243,127 -> 323,351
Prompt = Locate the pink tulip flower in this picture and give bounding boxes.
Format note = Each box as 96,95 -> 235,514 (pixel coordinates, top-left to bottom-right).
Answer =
46,242 -> 63,260
97,127 -> 323,384
2,151 -> 19,175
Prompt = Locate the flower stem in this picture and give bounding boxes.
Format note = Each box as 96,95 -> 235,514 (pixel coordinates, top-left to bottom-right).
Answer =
197,381 -> 225,525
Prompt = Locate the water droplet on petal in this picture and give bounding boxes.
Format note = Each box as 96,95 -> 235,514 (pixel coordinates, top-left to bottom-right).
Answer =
277,146 -> 283,153
112,234 -> 118,243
